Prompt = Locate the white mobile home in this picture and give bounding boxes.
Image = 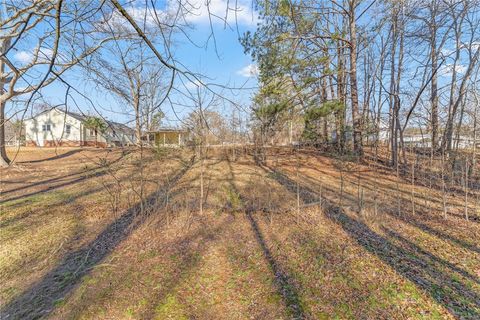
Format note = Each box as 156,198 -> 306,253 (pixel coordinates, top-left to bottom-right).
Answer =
24,108 -> 135,147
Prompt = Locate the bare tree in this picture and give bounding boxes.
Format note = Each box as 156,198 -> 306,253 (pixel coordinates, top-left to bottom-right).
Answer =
0,0 -> 112,166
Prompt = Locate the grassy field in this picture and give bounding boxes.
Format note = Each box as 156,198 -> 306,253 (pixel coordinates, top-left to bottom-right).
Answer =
1,147 -> 479,319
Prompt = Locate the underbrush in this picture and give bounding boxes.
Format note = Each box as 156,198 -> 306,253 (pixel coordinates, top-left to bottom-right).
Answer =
1,147 -> 478,319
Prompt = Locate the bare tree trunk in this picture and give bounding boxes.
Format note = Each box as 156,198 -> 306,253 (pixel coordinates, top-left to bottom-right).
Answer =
296,147 -> 300,222
375,37 -> 387,149
389,3 -> 405,167
319,73 -> 329,144
0,38 -> 11,167
411,158 -> 416,215
348,0 -> 363,156
390,17 -> 398,167
441,149 -> 448,219
473,95 -> 478,176
200,145 -> 204,215
442,6 -> 478,153
134,93 -> 142,146
464,158 -> 469,221
397,24 -> 406,166
430,19 -> 439,151
336,40 -> 346,151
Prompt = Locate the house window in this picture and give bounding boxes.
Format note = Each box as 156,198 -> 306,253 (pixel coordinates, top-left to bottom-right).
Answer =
89,129 -> 95,136
65,125 -> 71,134
42,124 -> 51,132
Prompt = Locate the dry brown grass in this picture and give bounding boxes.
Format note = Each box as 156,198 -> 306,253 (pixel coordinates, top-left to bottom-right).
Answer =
1,146 -> 479,319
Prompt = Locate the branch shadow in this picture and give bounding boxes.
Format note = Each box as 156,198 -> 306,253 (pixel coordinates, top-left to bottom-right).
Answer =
226,160 -> 306,319
0,169 -> 140,232
279,162 -> 480,255
2,150 -> 130,198
0,159 -> 194,320
139,217 -> 233,320
261,164 -> 480,319
383,207 -> 480,255
1,169 -> 109,204
18,149 -> 84,164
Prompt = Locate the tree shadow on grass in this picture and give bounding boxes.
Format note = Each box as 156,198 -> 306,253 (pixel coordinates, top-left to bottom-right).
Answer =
383,207 -> 480,255
275,163 -> 480,256
244,211 -> 306,319
262,165 -> 480,319
0,159 -> 194,320
1,169 -> 110,204
383,228 -> 479,285
2,151 -> 131,199
226,160 -> 306,319
139,217 -> 233,320
0,169 -> 143,237
18,149 -> 84,164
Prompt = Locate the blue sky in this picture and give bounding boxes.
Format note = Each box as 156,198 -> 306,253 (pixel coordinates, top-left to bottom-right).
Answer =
9,0 -> 259,127
7,0 -> 478,130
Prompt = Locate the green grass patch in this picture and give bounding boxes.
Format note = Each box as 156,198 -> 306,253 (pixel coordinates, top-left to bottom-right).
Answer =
2,189 -> 74,209
154,294 -> 188,320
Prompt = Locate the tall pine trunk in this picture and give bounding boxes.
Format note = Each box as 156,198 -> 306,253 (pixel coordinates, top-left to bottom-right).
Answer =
349,0 -> 363,155
336,41 -> 346,151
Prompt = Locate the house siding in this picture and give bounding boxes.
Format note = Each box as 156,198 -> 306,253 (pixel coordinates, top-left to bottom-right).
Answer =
154,132 -> 183,145
24,109 -> 135,147
25,109 -> 84,147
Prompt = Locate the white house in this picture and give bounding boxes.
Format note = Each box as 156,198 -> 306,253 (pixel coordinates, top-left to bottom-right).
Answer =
24,108 -> 135,147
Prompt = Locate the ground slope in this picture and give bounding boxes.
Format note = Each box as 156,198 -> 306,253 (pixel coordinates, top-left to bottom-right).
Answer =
1,147 -> 479,319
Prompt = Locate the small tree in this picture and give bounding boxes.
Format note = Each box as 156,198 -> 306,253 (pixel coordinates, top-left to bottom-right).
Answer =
150,111 -> 165,131
84,117 -> 107,147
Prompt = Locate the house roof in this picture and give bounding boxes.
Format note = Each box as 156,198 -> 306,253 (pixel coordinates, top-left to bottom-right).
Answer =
146,127 -> 188,133
108,121 -> 135,134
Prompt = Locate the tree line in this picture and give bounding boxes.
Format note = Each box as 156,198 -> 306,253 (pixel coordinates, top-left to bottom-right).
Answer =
243,0 -> 480,167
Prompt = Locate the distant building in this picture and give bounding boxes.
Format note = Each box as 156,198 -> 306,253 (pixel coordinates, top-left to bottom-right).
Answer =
368,122 -> 479,150
142,128 -> 188,147
24,108 -> 135,147
4,120 -> 24,146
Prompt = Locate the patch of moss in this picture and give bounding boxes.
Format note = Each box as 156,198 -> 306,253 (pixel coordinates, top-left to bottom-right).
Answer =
54,298 -> 67,308
334,302 -> 354,319
154,294 -> 188,320
139,249 -> 158,261
124,307 -> 135,318
223,186 -> 243,211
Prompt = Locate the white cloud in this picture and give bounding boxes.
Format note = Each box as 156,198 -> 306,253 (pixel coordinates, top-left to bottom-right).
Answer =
185,79 -> 202,89
169,0 -> 258,26
101,1 -> 258,33
472,41 -> 480,51
104,0 -> 258,30
14,51 -> 33,63
15,47 -> 62,65
438,63 -> 467,77
237,63 -> 258,77
107,6 -> 159,29
38,48 -> 54,61
126,7 -> 158,25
